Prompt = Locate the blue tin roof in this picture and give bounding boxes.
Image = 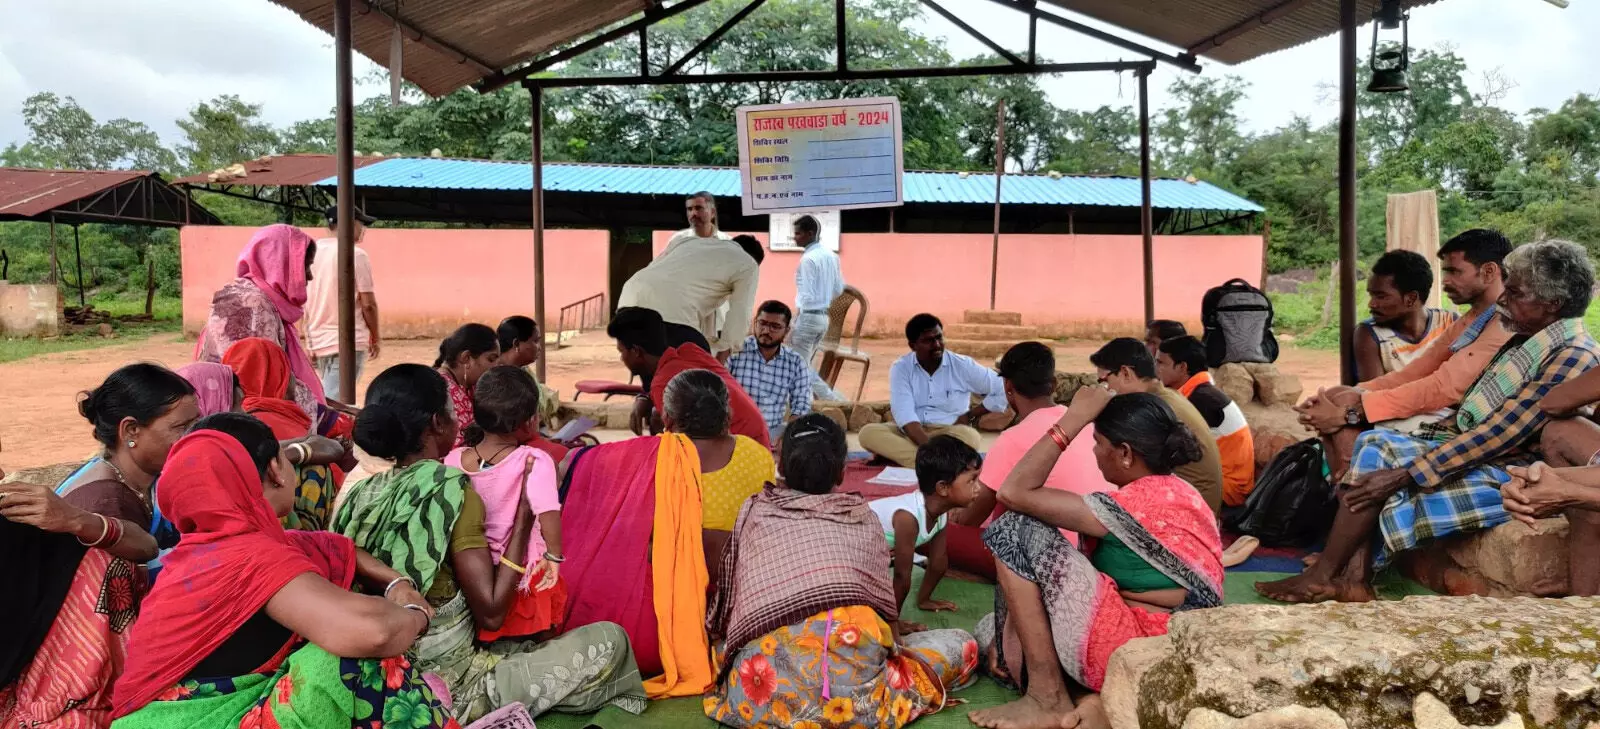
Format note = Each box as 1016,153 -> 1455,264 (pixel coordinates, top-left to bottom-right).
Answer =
316,157 -> 1262,213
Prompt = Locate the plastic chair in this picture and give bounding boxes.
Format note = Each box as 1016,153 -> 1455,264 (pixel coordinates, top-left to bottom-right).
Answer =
573,375 -> 643,401
816,285 -> 871,402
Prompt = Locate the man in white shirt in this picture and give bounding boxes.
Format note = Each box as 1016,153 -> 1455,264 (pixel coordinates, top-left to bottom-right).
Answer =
789,215 -> 847,401
859,313 -> 1008,467
304,205 -> 380,402
617,191 -> 759,357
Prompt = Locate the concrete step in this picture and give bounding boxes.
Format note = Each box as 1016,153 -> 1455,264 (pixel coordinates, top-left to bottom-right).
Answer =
945,338 -> 1039,359
945,323 -> 1038,341
962,310 -> 1022,326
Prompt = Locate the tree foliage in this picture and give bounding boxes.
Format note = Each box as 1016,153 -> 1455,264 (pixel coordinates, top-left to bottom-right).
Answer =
5,9 -> 1600,298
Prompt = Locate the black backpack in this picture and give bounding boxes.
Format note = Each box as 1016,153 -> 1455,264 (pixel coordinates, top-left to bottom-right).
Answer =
1200,278 -> 1279,367
1224,438 -> 1337,548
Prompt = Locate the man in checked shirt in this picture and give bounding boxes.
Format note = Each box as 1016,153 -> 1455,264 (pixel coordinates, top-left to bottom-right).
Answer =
727,301 -> 814,445
1258,239 -> 1600,604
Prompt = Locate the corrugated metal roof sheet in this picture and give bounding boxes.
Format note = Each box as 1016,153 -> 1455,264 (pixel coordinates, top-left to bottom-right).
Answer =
269,0 -> 647,96
267,0 -> 1451,96
0,168 -> 148,218
172,154 -> 383,187
1042,0 -> 1443,66
315,157 -> 1263,212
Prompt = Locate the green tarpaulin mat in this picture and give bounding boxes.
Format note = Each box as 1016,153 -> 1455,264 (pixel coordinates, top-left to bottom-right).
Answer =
535,567 -> 1434,729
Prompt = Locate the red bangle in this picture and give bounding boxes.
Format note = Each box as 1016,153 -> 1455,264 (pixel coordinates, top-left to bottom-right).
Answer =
1047,424 -> 1071,451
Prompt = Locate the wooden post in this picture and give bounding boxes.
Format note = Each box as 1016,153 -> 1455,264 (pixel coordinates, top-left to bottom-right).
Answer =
72,225 -> 85,308
1338,0 -> 1358,386
1139,67 -> 1155,327
48,217 -> 58,285
145,257 -> 156,317
334,0 -> 358,401
1259,216 -> 1272,287
989,99 -> 1005,310
531,84 -> 548,383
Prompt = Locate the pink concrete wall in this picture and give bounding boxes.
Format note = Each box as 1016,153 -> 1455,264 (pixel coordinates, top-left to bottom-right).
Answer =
182,226 -> 1259,339
180,226 -> 609,337
653,231 -> 1264,337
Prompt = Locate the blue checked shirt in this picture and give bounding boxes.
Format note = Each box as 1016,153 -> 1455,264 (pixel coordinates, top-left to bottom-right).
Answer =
727,336 -> 813,430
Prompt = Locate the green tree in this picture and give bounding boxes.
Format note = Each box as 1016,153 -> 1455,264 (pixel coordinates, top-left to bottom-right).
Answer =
1042,105 -> 1138,176
2,92 -> 175,171
176,95 -> 282,174
1154,75 -> 1247,177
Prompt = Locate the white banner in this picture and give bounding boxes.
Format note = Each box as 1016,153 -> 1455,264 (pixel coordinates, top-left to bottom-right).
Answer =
736,96 -> 904,216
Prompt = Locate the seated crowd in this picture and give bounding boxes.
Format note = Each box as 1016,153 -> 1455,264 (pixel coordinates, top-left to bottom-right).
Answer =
6,216 -> 1600,729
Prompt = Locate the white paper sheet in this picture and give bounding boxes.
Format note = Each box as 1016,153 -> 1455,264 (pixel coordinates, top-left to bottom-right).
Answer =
866,466 -> 918,486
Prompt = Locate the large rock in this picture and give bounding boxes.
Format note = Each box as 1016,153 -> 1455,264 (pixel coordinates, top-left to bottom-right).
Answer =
1254,368 -> 1305,407
819,406 -> 847,431
602,402 -> 636,430
1399,518 -> 1570,598
0,460 -> 85,487
1105,636 -> 1172,729
848,404 -> 882,431
1131,596 -> 1600,729
977,410 -> 1015,432
1214,363 -> 1256,405
1180,706 -> 1352,729
1239,400 -> 1313,469
1053,371 -> 1099,405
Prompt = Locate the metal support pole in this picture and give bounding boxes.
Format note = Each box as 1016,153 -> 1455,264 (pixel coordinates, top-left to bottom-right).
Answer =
989,99 -> 1005,310
48,217 -> 58,285
1138,68 -> 1155,327
532,84 -> 548,383
335,0 -> 358,402
73,225 -> 85,308
835,0 -> 847,72
1338,0 -> 1358,386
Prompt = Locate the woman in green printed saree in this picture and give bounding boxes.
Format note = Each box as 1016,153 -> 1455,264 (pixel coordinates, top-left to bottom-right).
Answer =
112,414 -> 455,729
334,364 -> 648,724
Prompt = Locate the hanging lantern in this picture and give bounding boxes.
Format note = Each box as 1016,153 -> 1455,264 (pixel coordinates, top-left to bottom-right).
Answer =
1367,0 -> 1410,93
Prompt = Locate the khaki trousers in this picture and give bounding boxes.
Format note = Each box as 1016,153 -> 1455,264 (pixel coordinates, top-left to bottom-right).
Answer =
858,422 -> 983,467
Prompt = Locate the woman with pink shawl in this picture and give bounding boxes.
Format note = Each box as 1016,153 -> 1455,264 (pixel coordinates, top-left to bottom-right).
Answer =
195,224 -> 326,421
970,389 -> 1224,729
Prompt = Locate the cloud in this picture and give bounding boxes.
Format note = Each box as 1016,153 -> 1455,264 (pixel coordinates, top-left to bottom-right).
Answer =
0,0 -> 1594,154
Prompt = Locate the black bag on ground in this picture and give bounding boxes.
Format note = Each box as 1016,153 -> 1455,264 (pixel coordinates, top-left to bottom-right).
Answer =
1201,278 -> 1279,367
1225,438 -> 1337,547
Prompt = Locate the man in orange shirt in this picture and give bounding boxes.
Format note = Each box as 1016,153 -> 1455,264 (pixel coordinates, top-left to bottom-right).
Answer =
1298,229 -> 1514,478
1157,335 -> 1256,509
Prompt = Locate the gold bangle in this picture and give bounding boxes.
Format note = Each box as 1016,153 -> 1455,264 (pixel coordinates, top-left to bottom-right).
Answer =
499,555 -> 527,574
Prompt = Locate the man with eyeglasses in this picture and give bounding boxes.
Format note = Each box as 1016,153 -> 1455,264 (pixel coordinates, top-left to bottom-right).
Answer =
727,300 -> 814,444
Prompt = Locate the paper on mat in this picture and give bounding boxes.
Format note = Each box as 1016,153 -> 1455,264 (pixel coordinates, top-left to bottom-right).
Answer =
550,416 -> 597,442
866,467 -> 918,486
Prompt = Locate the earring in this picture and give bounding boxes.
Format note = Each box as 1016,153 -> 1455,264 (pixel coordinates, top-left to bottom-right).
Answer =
127,441 -> 136,448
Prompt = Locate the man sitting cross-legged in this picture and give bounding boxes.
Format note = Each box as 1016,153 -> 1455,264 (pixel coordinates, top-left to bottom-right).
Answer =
1297,229 -> 1515,479
1259,240 -> 1600,604
858,313 -> 1007,467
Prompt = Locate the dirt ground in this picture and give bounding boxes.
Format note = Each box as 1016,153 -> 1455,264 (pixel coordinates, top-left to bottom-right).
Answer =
0,331 -> 1342,470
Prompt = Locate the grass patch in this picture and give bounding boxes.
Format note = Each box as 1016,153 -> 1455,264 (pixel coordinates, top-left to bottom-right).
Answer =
0,320 -> 183,363
0,293 -> 184,363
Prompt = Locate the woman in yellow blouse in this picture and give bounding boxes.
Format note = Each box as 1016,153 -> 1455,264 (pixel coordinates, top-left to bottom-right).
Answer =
660,369 -> 775,581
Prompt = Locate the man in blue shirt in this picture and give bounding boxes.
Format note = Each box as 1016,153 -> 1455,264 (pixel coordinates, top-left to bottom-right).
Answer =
728,301 -> 813,444
859,313 -> 1007,466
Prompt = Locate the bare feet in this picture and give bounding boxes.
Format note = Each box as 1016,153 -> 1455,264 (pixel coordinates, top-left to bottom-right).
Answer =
970,693 -> 1076,729
1061,694 -> 1109,729
1302,552 -> 1320,568
1254,573 -> 1339,604
1332,578 -> 1376,603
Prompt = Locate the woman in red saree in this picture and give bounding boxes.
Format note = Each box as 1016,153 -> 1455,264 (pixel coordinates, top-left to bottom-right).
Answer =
970,389 -> 1224,729
112,419 -> 451,729
223,337 -> 355,530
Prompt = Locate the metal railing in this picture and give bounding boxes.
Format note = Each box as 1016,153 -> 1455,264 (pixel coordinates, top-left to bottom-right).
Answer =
554,292 -> 607,349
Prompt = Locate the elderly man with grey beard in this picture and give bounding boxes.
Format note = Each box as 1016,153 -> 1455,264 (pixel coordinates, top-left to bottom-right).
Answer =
1258,239 -> 1600,604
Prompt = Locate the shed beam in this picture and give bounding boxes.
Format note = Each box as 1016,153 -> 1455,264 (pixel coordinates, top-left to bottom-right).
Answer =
478,0 -> 719,92
529,59 -> 1154,88
354,0 -> 497,77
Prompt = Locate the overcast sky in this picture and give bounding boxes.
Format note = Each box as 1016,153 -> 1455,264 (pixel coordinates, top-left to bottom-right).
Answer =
0,0 -> 1594,153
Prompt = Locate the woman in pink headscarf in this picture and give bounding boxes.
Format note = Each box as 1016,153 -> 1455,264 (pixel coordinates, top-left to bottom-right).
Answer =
195,224 -> 326,421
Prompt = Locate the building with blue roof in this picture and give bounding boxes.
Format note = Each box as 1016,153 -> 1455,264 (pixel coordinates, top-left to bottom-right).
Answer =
310,157 -> 1261,235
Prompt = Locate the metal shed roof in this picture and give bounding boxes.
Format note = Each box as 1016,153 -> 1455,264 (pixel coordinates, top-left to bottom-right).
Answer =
268,0 -> 1444,96
172,154 -> 384,187
316,157 -> 1263,213
0,168 -> 220,226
